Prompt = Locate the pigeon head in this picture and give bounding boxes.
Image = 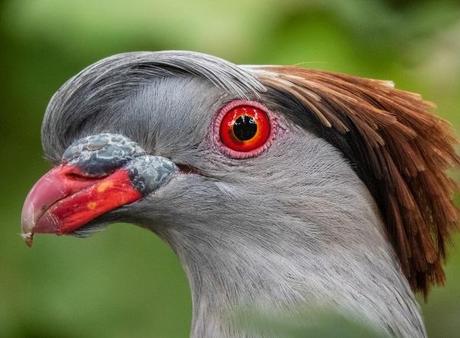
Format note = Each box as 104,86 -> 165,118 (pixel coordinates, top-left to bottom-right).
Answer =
21,51 -> 459,338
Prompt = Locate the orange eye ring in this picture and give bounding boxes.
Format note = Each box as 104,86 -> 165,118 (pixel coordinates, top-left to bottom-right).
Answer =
216,101 -> 274,158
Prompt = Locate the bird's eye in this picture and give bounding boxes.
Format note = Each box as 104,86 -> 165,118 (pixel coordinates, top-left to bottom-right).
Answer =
215,100 -> 274,158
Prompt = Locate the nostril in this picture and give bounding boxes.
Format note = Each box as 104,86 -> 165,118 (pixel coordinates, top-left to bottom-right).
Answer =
61,165 -> 110,181
65,172 -> 104,181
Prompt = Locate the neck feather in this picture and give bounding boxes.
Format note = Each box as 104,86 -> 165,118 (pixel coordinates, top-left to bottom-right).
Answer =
165,212 -> 427,338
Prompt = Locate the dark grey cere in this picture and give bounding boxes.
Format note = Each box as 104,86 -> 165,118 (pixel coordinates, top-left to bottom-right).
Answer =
63,133 -> 146,176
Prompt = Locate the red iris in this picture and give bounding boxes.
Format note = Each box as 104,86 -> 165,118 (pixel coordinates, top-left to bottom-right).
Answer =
218,102 -> 272,157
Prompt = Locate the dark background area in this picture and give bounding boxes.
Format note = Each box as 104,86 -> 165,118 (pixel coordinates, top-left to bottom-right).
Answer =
0,0 -> 459,337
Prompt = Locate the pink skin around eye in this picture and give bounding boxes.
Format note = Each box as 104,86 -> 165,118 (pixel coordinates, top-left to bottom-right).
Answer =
213,100 -> 278,159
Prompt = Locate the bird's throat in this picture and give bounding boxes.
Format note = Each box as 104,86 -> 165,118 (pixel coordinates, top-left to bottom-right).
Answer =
164,225 -> 426,338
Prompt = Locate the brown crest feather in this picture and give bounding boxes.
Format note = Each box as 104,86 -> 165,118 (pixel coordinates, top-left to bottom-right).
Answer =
252,66 -> 460,296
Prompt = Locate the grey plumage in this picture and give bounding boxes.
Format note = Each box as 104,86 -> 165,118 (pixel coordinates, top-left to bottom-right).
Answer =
36,51 -> 436,338
42,51 -> 264,161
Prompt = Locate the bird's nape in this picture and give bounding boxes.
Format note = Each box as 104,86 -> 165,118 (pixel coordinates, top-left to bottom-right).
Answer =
250,66 -> 460,295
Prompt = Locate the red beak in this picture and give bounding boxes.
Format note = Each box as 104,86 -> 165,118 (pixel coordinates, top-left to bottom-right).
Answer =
21,164 -> 142,246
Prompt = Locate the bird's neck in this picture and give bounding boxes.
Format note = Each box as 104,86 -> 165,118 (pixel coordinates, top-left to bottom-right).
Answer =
166,218 -> 426,338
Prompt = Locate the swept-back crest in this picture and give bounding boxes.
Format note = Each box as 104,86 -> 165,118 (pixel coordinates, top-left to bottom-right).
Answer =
250,66 -> 460,295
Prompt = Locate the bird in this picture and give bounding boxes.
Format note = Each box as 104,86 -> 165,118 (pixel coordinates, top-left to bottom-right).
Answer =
20,51 -> 459,338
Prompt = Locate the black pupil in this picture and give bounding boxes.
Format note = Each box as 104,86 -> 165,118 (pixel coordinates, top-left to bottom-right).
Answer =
233,115 -> 257,141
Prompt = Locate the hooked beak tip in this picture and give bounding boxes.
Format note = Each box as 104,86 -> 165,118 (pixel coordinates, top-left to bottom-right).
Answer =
20,232 -> 34,247
21,203 -> 36,247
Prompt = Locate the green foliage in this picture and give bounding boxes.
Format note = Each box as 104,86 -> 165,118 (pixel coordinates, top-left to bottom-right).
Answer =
0,0 -> 458,337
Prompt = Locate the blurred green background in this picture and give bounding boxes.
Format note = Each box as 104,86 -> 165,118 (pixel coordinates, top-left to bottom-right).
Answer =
0,0 -> 459,337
